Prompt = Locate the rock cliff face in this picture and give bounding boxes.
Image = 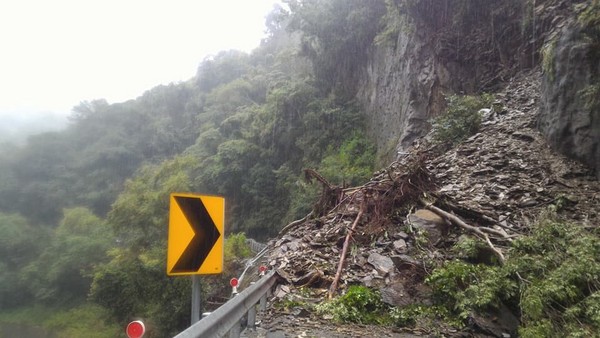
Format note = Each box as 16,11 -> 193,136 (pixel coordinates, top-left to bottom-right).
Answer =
357,1 -> 531,159
357,22 -> 447,158
357,0 -> 598,178
538,19 -> 600,179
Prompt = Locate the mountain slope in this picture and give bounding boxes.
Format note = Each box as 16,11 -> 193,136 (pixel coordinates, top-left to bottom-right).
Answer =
261,70 -> 600,336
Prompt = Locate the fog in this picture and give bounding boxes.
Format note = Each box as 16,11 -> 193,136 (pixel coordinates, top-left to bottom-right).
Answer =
0,111 -> 67,144
0,0 -> 281,143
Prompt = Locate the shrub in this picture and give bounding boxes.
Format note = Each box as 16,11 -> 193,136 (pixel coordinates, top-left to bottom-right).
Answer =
510,218 -> 600,337
425,214 -> 600,336
316,285 -> 390,324
431,94 -> 494,147
224,232 -> 252,261
426,260 -> 516,320
319,132 -> 376,186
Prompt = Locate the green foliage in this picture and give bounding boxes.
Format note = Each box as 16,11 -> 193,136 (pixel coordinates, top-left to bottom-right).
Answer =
374,0 -> 407,46
541,39 -> 557,81
296,99 -> 366,163
451,236 -> 497,264
42,304 -> 121,338
427,260 -> 516,320
22,208 -> 113,304
286,0 -> 386,99
90,247 -> 191,338
196,50 -> 251,92
426,215 -> 600,335
431,94 -> 494,147
580,82 -> 600,113
451,236 -> 483,260
319,133 -> 375,186
224,233 -> 253,261
0,304 -> 120,338
109,156 -> 196,251
510,218 -> 600,336
578,0 -> 600,39
9,132 -> 74,223
390,304 -> 460,329
316,285 -> 390,324
285,175 -> 322,221
0,213 -> 43,307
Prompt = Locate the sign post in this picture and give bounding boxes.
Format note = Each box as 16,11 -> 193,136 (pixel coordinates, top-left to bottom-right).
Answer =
191,275 -> 202,324
167,193 -> 225,325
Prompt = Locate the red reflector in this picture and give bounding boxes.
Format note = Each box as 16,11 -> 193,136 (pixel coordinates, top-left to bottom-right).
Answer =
126,320 -> 145,338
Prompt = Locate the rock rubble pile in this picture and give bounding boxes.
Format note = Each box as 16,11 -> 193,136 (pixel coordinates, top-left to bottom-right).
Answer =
258,71 -> 600,336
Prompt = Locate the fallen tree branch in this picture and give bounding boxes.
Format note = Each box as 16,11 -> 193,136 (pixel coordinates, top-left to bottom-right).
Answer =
279,212 -> 312,236
436,198 -> 518,238
329,202 -> 365,299
475,224 -> 514,240
424,204 -> 506,264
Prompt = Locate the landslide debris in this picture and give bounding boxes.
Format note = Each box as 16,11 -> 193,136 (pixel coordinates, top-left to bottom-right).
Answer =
259,70 -> 600,337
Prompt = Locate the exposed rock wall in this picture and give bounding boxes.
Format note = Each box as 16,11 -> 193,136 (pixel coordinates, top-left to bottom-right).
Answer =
357,22 -> 447,158
357,1 -> 531,161
538,21 -> 600,178
357,0 -> 598,178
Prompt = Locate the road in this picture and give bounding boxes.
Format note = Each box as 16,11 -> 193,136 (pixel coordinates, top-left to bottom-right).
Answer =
241,307 -> 426,338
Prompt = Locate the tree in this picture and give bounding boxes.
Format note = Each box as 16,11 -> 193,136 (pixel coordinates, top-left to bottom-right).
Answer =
196,50 -> 251,92
319,132 -> 376,186
90,246 -> 191,338
108,156 -> 196,251
0,213 -> 43,307
286,0 -> 386,99
23,208 -> 113,304
10,132 -> 74,224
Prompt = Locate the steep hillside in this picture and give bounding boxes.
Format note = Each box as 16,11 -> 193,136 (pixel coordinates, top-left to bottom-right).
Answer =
261,71 -> 600,336
338,0 -> 599,177
356,0 -> 539,156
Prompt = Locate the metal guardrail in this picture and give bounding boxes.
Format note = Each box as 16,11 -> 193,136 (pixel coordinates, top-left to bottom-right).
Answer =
238,245 -> 269,285
173,271 -> 279,338
246,238 -> 267,253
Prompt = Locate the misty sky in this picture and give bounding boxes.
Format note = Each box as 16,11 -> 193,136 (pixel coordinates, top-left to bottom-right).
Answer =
0,0 -> 280,118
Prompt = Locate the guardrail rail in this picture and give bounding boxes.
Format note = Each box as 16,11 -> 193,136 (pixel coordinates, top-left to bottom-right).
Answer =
173,270 -> 279,338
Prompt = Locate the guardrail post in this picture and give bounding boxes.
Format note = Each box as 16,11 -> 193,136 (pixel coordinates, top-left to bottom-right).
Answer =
259,292 -> 267,312
228,319 -> 241,338
173,271 -> 278,338
246,281 -> 257,329
247,305 -> 257,329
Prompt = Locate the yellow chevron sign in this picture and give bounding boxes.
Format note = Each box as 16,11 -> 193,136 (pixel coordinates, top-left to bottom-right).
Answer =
167,193 -> 224,276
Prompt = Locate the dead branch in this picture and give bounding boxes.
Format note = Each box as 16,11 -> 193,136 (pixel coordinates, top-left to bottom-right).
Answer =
304,168 -> 332,189
329,202 -> 365,299
435,198 -> 517,239
279,212 -> 312,236
474,224 -> 514,240
304,168 -> 344,216
424,204 -> 506,264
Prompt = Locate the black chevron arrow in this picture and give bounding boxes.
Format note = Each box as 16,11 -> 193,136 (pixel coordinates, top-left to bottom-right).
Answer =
171,196 -> 221,274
